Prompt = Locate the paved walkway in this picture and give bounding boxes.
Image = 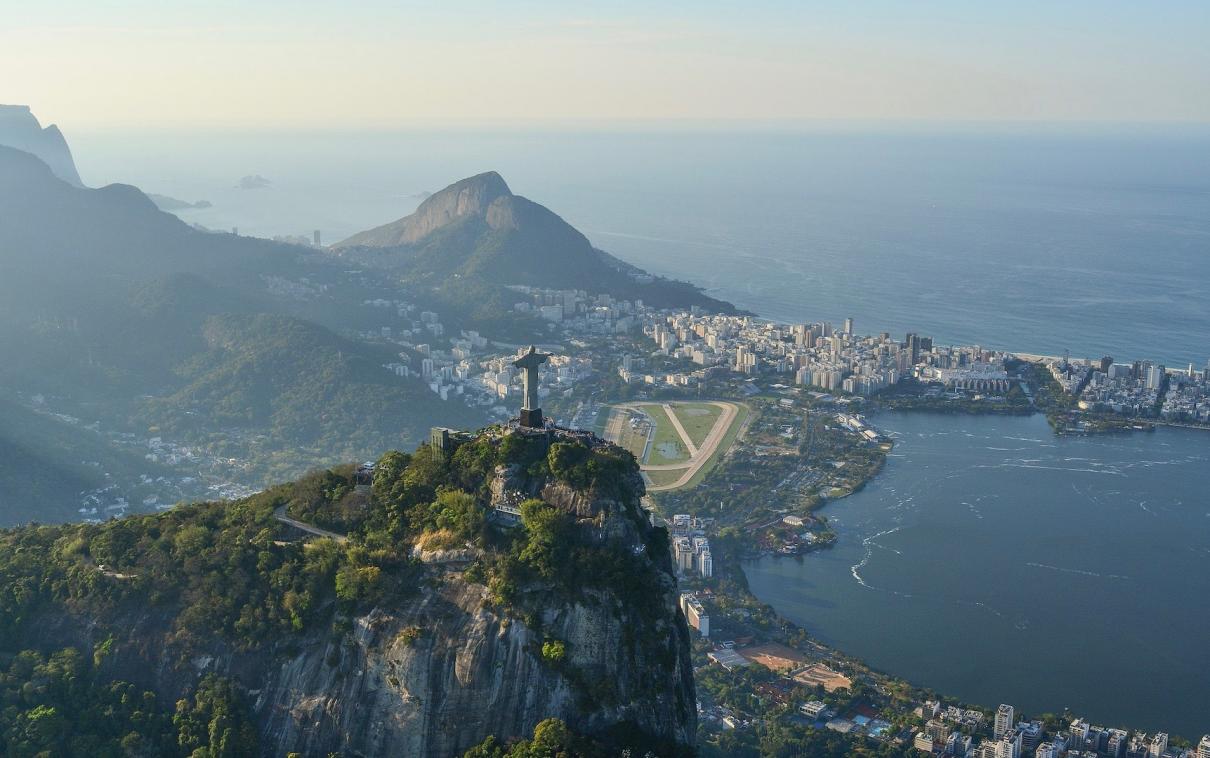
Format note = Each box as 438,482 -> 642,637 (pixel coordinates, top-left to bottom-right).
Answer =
273,505 -> 348,543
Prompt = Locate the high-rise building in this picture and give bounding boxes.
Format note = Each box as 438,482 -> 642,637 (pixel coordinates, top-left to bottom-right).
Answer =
313,229 -> 322,247
993,734 -> 1019,758
1197,734 -> 1210,758
678,593 -> 710,637
1107,728 -> 1129,758
1019,721 -> 1043,753
1146,364 -> 1166,390
673,538 -> 695,572
843,317 -> 854,335
1149,732 -> 1168,758
1069,719 -> 1090,751
994,704 -> 1015,740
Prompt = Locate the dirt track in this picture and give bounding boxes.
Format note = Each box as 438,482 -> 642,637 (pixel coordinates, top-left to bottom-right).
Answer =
609,401 -> 742,491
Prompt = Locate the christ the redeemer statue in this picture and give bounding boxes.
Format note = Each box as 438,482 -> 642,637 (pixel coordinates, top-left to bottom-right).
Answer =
513,345 -> 550,428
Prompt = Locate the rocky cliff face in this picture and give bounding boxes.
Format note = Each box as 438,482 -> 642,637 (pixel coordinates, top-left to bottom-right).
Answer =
253,572 -> 694,757
0,104 -> 83,186
338,170 -> 514,247
246,447 -> 695,756
35,430 -> 696,757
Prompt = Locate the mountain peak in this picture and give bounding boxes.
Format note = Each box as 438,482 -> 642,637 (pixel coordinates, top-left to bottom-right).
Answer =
0,105 -> 84,186
336,170 -> 513,248
449,170 -> 511,198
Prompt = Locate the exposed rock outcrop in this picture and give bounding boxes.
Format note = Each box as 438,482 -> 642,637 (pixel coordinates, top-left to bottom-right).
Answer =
0,104 -> 83,186
337,171 -> 513,247
254,572 -> 694,757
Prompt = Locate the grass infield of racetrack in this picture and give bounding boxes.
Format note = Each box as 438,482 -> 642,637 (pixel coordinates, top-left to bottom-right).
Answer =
640,404 -> 692,466
679,401 -> 750,489
601,400 -> 749,491
667,402 -> 723,449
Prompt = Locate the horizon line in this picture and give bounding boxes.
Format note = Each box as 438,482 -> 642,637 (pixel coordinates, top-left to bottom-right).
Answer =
58,115 -> 1210,136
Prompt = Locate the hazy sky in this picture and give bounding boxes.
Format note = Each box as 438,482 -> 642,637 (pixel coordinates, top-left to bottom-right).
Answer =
5,1 -> 1210,129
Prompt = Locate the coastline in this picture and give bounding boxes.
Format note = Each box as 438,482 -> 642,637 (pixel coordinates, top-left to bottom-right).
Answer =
734,411 -> 1210,741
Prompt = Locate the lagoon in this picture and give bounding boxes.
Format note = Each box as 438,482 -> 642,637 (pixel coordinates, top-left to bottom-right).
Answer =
745,412 -> 1210,738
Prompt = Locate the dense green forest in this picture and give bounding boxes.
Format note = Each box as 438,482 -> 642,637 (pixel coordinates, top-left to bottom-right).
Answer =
139,312 -> 484,481
0,427 -> 669,754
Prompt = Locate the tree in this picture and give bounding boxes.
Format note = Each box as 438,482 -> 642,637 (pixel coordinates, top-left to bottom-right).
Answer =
173,675 -> 258,757
518,500 -> 573,581
433,490 -> 486,542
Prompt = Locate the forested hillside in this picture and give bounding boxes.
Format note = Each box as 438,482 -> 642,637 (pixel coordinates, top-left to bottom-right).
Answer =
0,145 -> 485,522
0,426 -> 695,756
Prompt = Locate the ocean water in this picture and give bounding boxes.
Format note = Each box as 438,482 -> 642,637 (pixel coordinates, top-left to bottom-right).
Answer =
745,412 -> 1210,738
72,126 -> 1210,367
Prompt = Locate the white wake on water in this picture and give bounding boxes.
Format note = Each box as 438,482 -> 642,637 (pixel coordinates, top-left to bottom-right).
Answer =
1026,562 -> 1130,580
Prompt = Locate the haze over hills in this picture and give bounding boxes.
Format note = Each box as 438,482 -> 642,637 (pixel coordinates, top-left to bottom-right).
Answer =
0,133 -> 483,523
0,109 -> 743,525
335,171 -> 739,323
0,104 -> 83,186
0,107 -> 704,757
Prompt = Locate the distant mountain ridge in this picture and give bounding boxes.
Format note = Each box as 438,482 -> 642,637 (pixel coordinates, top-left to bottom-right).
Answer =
0,145 -> 484,522
339,171 -> 514,247
334,171 -> 739,318
0,104 -> 83,186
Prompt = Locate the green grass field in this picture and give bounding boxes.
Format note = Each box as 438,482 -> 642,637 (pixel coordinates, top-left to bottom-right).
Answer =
641,404 -> 691,466
681,402 -> 750,489
644,469 -> 686,489
669,402 -> 723,448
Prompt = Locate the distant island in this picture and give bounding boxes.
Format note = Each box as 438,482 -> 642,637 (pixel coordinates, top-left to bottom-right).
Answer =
236,174 -> 272,189
147,193 -> 213,211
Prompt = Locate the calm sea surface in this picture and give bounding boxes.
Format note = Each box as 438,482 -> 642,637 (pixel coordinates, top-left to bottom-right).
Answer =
746,412 -> 1210,737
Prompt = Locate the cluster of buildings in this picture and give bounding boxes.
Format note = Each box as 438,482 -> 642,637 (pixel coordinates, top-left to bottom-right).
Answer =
835,412 -> 885,444
1053,357 -> 1165,416
472,351 -> 592,407
360,298 -> 595,413
669,513 -> 713,579
637,310 -> 1013,397
616,351 -> 725,388
1160,366 -> 1210,422
913,702 -> 1210,758
1051,355 -> 1210,422
507,285 -> 640,335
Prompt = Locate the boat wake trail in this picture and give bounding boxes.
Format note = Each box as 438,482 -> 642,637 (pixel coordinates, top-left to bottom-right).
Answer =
1026,562 -> 1130,580
850,527 -> 911,595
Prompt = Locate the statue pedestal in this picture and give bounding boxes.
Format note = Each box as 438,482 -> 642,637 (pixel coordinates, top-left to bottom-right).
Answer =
519,408 -> 544,429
